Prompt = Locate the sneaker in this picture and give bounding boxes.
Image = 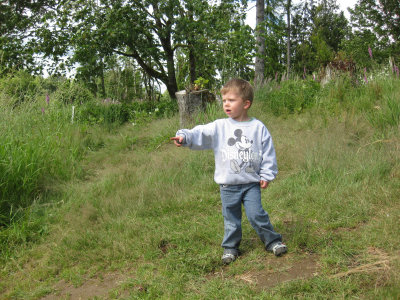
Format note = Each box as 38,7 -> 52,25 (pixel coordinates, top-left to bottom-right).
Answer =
221,249 -> 238,264
268,242 -> 287,256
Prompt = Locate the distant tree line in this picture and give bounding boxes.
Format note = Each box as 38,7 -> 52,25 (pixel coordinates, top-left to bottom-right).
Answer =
1,0 -> 399,101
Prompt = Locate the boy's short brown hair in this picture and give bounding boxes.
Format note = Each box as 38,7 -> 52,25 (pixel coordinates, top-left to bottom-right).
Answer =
221,78 -> 254,102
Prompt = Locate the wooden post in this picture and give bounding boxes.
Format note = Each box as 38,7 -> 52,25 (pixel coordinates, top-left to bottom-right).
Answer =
175,89 -> 215,127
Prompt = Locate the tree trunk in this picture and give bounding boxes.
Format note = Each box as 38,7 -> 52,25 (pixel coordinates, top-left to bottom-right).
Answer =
189,45 -> 196,84
286,0 -> 291,78
188,7 -> 197,84
158,20 -> 178,99
176,89 -> 215,127
100,58 -> 106,98
255,0 -> 265,87
165,52 -> 178,99
129,3 -> 179,100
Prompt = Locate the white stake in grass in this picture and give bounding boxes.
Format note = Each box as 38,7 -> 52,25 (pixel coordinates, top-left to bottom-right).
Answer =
71,105 -> 75,123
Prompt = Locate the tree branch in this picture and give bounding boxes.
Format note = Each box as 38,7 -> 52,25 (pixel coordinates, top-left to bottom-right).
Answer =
113,48 -> 168,84
172,43 -> 191,52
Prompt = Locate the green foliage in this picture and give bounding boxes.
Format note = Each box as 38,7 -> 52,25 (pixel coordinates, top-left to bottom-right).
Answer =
311,32 -> 334,67
313,1 -> 348,53
103,64 -> 145,102
0,70 -> 400,298
52,80 -> 94,104
1,0 -> 399,95
341,31 -> 383,68
0,72 -> 177,227
35,0 -> 253,98
256,71 -> 400,137
0,103 -> 89,226
76,101 -> 129,127
290,0 -> 349,74
0,1 -> 56,73
0,72 -> 97,108
215,22 -> 255,84
193,77 -> 209,90
317,74 -> 400,134
0,70 -> 42,106
253,0 -> 286,80
0,95 -> 177,228
365,89 -> 400,131
344,0 -> 400,71
349,0 -> 400,50
76,99 -> 178,128
258,79 -> 321,116
193,102 -> 226,125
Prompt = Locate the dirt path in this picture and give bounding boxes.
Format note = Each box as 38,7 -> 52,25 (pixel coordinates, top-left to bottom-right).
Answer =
235,253 -> 319,290
41,253 -> 319,299
41,272 -> 130,300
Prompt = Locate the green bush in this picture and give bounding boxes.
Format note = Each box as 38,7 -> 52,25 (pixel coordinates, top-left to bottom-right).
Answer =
152,99 -> 178,118
38,75 -> 69,94
76,101 -> 130,126
256,73 -> 399,133
53,80 -> 94,104
76,99 -> 178,127
257,79 -> 321,116
0,70 -> 42,106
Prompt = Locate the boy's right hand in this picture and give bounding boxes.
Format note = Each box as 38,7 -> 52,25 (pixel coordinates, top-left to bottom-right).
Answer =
170,136 -> 184,147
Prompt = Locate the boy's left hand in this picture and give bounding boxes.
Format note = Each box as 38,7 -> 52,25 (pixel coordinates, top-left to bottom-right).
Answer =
260,180 -> 269,189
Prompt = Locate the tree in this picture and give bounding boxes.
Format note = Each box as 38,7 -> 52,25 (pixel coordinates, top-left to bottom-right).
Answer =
350,0 -> 399,45
254,0 -> 266,86
35,0 -> 250,100
37,0 -> 179,99
286,0 -> 292,77
263,0 -> 287,77
313,0 -> 348,54
0,0 -> 56,74
348,0 -> 400,63
175,1 -> 253,88
251,0 -> 287,80
217,21 -> 255,83
290,0 -> 348,74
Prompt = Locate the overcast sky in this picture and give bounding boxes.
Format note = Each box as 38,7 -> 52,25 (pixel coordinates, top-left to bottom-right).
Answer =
245,0 -> 359,28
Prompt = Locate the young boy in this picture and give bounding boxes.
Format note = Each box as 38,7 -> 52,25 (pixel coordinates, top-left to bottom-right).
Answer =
171,78 -> 287,264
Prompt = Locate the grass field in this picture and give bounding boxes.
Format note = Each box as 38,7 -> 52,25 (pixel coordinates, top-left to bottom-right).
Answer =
0,77 -> 399,299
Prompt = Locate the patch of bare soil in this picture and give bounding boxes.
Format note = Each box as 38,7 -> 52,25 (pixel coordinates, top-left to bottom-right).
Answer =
41,272 -> 129,300
235,253 -> 320,290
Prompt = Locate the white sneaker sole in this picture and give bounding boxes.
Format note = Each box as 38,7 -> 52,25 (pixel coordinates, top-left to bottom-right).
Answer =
272,244 -> 287,256
221,253 -> 237,264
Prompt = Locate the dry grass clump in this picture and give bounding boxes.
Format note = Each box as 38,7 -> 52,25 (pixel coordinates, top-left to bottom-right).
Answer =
331,247 -> 399,286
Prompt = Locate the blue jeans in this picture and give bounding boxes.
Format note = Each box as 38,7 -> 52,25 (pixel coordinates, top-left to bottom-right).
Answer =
220,182 -> 282,251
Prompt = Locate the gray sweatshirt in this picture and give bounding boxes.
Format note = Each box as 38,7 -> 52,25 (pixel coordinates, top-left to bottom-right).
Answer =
176,117 -> 278,185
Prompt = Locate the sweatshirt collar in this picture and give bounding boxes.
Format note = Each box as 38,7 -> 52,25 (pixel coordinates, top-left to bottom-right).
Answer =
228,117 -> 256,125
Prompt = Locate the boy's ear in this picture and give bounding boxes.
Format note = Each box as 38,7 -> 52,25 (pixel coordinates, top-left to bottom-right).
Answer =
244,100 -> 252,109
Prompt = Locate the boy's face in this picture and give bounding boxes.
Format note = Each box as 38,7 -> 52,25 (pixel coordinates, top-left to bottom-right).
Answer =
222,90 -> 251,121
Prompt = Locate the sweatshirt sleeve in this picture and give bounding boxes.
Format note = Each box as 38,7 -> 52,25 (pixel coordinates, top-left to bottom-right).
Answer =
176,121 -> 216,150
259,126 -> 278,182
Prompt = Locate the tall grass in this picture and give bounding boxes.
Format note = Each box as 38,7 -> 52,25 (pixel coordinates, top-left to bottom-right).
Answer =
0,70 -> 399,299
255,78 -> 321,115
0,101 -> 90,226
257,73 -> 400,135
0,72 -> 178,228
2,103 -> 398,298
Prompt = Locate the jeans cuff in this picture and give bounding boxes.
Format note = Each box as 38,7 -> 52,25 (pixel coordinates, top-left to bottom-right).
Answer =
223,248 -> 239,255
